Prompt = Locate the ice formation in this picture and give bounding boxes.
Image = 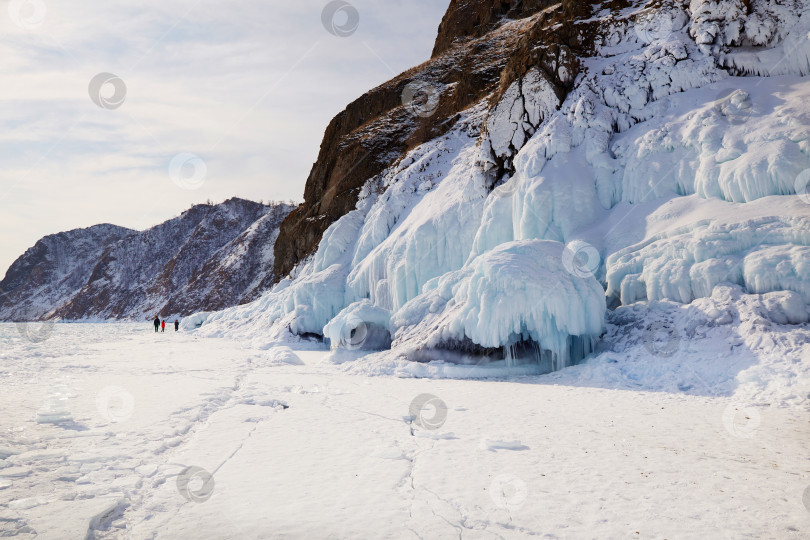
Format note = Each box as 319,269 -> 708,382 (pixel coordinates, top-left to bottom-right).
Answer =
323,300 -> 392,350
194,0 -> 810,373
390,240 -> 606,370
339,284 -> 810,405
605,196 -> 810,305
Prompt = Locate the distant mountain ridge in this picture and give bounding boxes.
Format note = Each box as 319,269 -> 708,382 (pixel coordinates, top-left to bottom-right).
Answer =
0,198 -> 295,321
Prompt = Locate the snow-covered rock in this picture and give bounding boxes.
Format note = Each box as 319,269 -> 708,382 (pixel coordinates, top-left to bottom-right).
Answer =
162,203 -> 293,315
482,68 -> 561,171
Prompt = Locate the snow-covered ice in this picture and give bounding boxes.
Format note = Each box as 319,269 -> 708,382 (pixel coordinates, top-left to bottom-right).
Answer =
1,319 -> 809,538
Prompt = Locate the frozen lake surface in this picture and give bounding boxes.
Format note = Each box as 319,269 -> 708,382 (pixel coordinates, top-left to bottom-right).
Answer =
0,323 -> 808,538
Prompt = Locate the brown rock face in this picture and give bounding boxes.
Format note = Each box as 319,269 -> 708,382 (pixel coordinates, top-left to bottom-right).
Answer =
273,0 -> 597,281
432,0 -> 558,58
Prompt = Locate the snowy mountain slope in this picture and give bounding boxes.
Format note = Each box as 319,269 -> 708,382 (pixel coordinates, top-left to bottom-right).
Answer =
1,199 -> 294,321
53,198 -> 294,320
0,225 -> 134,321
193,0 -> 810,394
161,203 -> 293,315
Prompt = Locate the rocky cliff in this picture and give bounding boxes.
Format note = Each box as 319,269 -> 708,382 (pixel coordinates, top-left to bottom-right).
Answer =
273,0 -> 593,279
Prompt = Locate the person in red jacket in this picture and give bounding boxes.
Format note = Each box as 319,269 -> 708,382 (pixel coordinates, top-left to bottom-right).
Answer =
161,320 -> 166,332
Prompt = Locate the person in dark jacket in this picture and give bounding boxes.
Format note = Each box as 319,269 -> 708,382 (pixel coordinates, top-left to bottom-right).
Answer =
174,320 -> 180,332
154,316 -> 160,332
161,320 -> 166,332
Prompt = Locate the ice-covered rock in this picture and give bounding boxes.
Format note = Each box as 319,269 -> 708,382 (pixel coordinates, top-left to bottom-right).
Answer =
200,207 -> 368,341
179,312 -> 212,331
346,113 -> 487,314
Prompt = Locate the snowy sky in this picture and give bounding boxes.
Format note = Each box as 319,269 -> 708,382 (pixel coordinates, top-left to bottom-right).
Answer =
0,0 -> 449,273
